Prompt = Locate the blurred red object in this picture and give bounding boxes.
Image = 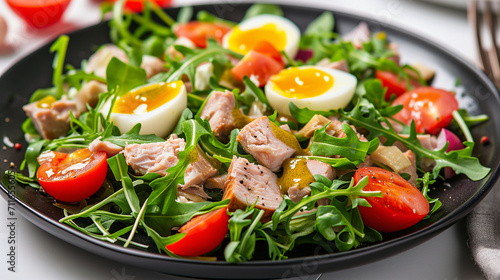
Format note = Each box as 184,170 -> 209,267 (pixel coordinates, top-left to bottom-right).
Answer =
109,0 -> 172,12
6,0 -> 71,28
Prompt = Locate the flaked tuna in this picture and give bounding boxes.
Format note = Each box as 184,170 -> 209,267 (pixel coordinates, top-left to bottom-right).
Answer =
85,45 -> 128,78
74,80 -> 107,114
204,174 -> 228,190
223,156 -> 283,221
89,138 -> 123,157
85,45 -> 165,79
23,97 -> 78,140
200,90 -> 241,141
237,116 -> 298,172
183,147 -> 218,190
285,159 -> 335,203
122,136 -> 217,200
123,135 -> 185,176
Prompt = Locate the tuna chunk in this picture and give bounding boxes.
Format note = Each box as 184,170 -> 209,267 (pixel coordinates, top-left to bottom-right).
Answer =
74,80 -> 107,114
85,45 -> 165,80
123,136 -> 217,196
23,97 -> 78,140
204,174 -> 228,189
316,58 -> 349,73
400,150 -> 417,186
298,114 -> 342,138
200,90 -> 239,141
182,147 -> 218,189
392,134 -> 438,152
237,117 -> 296,172
343,22 -> 371,48
123,135 -> 185,176
85,45 -> 128,78
141,55 -> 166,79
89,138 -> 123,157
287,160 -> 335,203
223,157 -> 283,221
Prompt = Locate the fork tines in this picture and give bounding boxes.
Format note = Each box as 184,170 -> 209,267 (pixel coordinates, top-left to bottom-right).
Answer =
469,0 -> 500,88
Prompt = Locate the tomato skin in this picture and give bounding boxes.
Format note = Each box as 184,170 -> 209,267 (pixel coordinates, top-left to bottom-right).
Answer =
375,70 -> 422,100
252,41 -> 284,65
166,207 -> 229,256
231,50 -> 285,87
6,0 -> 71,28
110,0 -> 172,12
354,167 -> 429,232
36,149 -> 108,203
392,87 -> 459,135
174,21 -> 231,48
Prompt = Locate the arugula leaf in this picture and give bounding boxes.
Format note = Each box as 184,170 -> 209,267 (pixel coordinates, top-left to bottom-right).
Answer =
22,139 -> 49,178
361,79 -> 402,117
309,123 -> 379,161
418,172 -> 441,219
103,124 -> 164,147
196,10 -> 236,27
299,12 -> 335,63
50,35 -> 70,99
239,76 -> 271,108
106,57 -> 147,95
107,154 -> 141,215
289,103 -> 334,124
243,3 -> 283,20
177,6 -> 193,24
340,102 -> 491,180
184,117 -> 256,166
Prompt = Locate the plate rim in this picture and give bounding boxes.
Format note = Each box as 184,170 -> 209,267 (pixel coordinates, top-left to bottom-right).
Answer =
1,1 -> 499,278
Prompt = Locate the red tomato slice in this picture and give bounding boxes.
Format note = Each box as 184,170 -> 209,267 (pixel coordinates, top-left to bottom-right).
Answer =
354,167 -> 429,232
174,21 -> 231,48
166,207 -> 229,256
391,87 -> 459,135
253,41 -> 284,65
110,0 -> 172,12
375,70 -> 422,100
6,0 -> 71,28
231,50 -> 285,87
36,149 -> 108,203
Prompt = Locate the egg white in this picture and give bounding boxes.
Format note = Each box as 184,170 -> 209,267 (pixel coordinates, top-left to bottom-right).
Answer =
222,14 -> 300,59
265,66 -> 357,116
100,82 -> 187,138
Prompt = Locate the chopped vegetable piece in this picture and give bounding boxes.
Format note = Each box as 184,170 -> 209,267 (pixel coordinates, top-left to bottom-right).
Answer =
354,167 -> 429,232
166,207 -> 229,256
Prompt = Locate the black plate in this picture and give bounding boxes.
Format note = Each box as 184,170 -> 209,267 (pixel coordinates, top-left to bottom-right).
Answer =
1,3 -> 499,279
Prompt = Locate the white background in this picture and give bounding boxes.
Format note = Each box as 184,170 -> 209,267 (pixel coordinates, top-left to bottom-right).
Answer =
0,0 -> 493,279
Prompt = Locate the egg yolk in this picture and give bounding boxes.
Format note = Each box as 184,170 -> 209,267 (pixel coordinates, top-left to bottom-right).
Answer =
270,67 -> 334,99
112,81 -> 183,114
227,23 -> 286,55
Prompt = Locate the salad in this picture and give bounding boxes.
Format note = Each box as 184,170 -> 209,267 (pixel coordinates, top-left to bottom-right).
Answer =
11,2 -> 490,262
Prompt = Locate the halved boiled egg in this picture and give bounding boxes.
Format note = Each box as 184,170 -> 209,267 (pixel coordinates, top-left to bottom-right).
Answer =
101,81 -> 187,138
222,14 -> 300,59
265,66 -> 357,116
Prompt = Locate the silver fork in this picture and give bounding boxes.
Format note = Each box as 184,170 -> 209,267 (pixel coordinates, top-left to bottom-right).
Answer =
469,0 -> 500,89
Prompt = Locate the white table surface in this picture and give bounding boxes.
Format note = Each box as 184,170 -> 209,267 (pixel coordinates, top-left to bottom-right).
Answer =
0,0 -> 492,279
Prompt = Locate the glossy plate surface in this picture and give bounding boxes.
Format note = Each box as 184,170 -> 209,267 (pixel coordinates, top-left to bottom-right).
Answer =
0,3 -> 499,279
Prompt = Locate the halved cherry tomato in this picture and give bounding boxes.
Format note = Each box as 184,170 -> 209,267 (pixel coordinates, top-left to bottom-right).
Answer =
6,0 -> 71,28
392,87 -> 459,135
36,149 -> 108,203
174,21 -> 231,48
354,167 -> 429,232
110,0 -> 172,12
231,50 -> 285,87
375,70 -> 422,100
166,207 -> 229,256
253,41 -> 284,65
